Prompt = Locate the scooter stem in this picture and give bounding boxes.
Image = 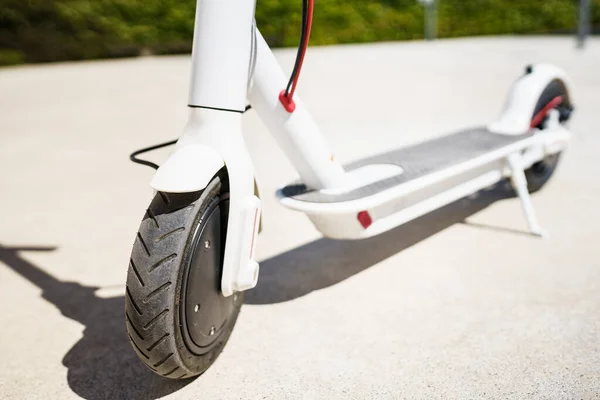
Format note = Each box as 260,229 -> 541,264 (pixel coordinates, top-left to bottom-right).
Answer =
248,29 -> 347,190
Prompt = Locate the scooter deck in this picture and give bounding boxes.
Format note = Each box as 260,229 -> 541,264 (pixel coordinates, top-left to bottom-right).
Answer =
281,127 -> 532,203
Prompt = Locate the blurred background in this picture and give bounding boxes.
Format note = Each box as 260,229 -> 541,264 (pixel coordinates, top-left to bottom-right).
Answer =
0,0 -> 598,66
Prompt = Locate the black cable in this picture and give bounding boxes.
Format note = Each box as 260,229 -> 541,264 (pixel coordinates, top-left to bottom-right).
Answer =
129,105 -> 252,171
285,0 -> 309,96
129,139 -> 177,170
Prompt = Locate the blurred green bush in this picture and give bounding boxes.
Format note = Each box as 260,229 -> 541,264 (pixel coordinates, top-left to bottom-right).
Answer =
0,0 -> 598,65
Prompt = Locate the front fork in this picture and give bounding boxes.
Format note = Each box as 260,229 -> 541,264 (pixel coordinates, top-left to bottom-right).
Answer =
151,0 -> 346,296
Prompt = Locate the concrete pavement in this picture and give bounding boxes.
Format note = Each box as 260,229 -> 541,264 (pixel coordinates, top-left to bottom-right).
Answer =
0,36 -> 599,399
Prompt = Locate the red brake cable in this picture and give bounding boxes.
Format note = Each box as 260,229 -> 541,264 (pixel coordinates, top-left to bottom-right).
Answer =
279,0 -> 314,113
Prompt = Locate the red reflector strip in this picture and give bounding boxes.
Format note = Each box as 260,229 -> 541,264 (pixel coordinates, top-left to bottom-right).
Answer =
357,211 -> 372,229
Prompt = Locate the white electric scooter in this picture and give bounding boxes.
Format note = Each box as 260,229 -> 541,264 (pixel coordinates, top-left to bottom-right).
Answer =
125,0 -> 574,380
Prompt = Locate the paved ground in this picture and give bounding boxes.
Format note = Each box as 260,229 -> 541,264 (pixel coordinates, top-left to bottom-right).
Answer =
0,36 -> 599,399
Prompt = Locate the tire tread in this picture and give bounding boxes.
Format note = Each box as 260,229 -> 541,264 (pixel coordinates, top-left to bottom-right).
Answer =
125,176 -> 244,379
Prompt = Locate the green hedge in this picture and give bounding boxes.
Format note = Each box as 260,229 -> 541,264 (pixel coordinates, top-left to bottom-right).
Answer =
0,0 -> 598,65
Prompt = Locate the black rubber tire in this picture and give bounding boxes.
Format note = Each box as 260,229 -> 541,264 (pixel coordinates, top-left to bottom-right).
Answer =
125,173 -> 244,379
525,79 -> 572,193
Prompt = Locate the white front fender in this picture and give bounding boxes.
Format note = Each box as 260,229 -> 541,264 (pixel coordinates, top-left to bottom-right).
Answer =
150,143 -> 224,193
149,108 -> 261,297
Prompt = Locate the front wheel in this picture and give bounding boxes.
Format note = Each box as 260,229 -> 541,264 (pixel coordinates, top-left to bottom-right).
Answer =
525,79 -> 573,192
125,172 -> 244,379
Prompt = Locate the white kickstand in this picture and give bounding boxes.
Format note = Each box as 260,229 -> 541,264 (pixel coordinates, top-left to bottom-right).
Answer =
507,153 -> 548,238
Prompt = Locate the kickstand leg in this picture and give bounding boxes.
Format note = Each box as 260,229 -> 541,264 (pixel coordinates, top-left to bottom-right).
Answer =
507,154 -> 547,238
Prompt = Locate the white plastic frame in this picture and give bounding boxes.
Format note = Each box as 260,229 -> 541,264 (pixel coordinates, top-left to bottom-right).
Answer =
149,0 -> 573,295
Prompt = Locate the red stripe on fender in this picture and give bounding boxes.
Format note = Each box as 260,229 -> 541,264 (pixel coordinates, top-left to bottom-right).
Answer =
530,96 -> 563,128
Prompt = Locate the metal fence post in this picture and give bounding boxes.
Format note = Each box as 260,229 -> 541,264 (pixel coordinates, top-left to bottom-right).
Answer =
419,0 -> 438,41
577,0 -> 590,49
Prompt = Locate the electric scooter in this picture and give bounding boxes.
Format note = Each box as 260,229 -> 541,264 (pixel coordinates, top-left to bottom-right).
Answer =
125,0 -> 574,380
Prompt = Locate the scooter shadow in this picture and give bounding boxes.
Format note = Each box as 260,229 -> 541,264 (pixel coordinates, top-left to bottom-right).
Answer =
0,245 -> 189,400
0,183 -> 514,398
246,182 -> 515,305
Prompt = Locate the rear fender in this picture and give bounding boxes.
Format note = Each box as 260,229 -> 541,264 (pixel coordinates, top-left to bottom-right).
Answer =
488,64 -> 573,135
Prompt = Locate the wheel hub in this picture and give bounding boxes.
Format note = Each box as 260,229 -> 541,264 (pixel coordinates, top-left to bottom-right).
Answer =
180,197 -> 237,354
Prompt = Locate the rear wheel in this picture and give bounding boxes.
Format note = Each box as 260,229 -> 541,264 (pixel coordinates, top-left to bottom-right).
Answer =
525,79 -> 573,192
125,172 -> 244,379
